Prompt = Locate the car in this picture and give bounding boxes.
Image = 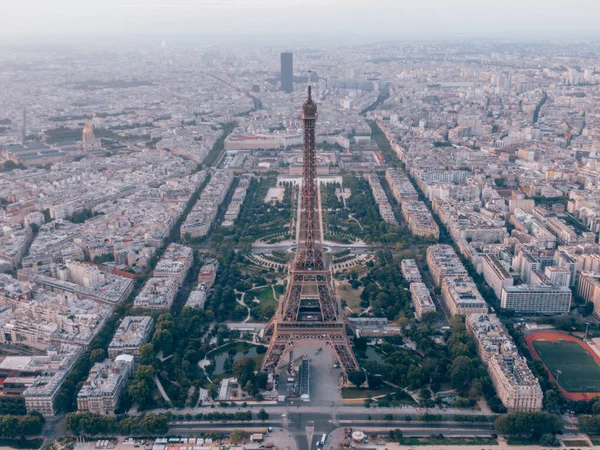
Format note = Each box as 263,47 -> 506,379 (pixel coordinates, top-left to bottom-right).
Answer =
281,413 -> 287,417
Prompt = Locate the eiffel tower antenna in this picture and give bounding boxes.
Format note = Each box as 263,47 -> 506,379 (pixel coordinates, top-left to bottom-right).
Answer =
261,84 -> 359,384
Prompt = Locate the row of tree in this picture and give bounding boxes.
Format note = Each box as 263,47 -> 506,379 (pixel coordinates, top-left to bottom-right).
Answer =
167,410 -> 268,422
65,412 -> 170,436
578,414 -> 600,433
494,411 -> 562,445
0,397 -> 26,416
0,413 -> 44,438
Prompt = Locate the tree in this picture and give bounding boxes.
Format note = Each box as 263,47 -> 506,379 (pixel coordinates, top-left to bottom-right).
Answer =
257,409 -> 269,421
578,415 -> 600,433
139,413 -> 169,435
127,365 -> 155,407
539,434 -> 560,447
543,389 -> 562,412
450,356 -> 473,389
139,343 -> 156,366
232,357 -> 256,388
353,337 -> 368,352
389,429 -> 403,442
420,388 -> 432,401
90,348 -> 106,364
0,414 -> 45,437
348,370 -> 366,388
230,429 -> 249,444
208,385 -> 219,401
494,412 -> 562,438
421,311 -> 438,325
255,371 -> 268,390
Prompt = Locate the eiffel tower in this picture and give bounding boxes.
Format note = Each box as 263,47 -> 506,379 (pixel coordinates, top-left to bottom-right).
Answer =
261,85 -> 359,383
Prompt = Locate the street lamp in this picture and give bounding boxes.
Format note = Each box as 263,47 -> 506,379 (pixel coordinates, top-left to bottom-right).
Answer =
585,322 -> 591,341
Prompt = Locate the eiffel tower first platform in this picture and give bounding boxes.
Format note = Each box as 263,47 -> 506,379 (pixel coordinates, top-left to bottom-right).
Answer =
261,85 -> 359,383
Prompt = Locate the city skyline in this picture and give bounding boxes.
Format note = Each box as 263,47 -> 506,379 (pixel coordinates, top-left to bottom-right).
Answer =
2,4 -> 600,446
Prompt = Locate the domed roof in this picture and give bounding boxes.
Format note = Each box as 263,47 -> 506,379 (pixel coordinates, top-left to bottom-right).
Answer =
302,86 -> 317,118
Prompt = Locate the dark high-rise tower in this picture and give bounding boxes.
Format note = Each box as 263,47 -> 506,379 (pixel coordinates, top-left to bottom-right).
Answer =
261,86 -> 359,383
280,52 -> 293,93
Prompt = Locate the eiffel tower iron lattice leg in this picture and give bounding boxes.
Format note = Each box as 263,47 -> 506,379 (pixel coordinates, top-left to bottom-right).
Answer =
262,323 -> 360,381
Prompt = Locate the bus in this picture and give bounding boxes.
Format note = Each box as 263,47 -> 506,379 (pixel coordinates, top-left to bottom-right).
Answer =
320,434 -> 327,446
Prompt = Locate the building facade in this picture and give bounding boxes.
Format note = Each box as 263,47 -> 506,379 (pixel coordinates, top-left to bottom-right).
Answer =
409,282 -> 436,320
108,316 -> 154,361
441,276 -> 488,316
76,355 -> 134,415
401,259 -> 422,282
500,285 -> 572,313
482,254 -> 513,299
426,245 -> 468,286
466,314 -> 543,412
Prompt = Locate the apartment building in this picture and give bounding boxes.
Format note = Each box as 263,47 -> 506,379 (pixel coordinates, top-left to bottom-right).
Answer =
466,314 -> 543,412
18,266 -> 134,306
186,287 -> 207,309
544,266 -> 571,287
223,176 -> 250,226
553,250 -> 577,287
23,370 -> 69,417
482,254 -> 514,299
401,259 -> 422,282
66,261 -> 106,288
108,316 -> 154,361
133,277 -> 178,310
409,282 -> 436,320
181,170 -> 233,239
367,175 -> 398,225
0,344 -> 82,396
385,168 -> 419,203
0,289 -> 112,350
577,272 -> 600,321
77,355 -> 134,415
198,259 -> 219,288
441,276 -> 488,316
500,284 -> 572,314
426,244 -> 468,286
154,243 -> 193,286
402,201 -> 439,239
0,226 -> 33,269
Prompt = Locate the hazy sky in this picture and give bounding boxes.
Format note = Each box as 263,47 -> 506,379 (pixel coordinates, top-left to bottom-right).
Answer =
2,0 -> 599,41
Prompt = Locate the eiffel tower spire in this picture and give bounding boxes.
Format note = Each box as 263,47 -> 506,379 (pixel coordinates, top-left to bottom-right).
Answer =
261,85 -> 359,383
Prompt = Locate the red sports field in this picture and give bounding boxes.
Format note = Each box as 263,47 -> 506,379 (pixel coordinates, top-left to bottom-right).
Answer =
526,331 -> 600,401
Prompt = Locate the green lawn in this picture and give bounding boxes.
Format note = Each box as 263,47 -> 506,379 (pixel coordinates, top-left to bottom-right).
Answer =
506,437 -> 539,446
562,440 -> 590,447
253,286 -> 276,307
532,340 -> 600,392
341,385 -> 395,399
398,437 -> 498,446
